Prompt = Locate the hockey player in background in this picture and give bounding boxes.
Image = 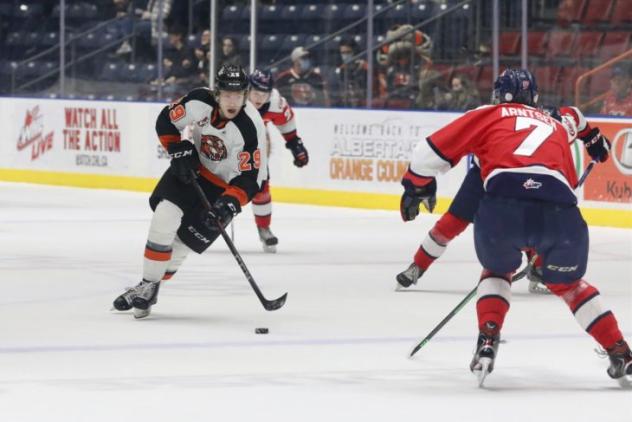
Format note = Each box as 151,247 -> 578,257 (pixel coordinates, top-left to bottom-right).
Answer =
247,68 -> 309,252
396,102 -> 611,294
112,64 -> 267,318
400,68 -> 631,387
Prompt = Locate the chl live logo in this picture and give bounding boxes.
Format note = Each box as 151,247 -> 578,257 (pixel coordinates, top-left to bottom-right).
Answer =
17,105 -> 54,161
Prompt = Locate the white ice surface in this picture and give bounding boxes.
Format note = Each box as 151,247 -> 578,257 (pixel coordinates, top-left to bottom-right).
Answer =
0,182 -> 630,421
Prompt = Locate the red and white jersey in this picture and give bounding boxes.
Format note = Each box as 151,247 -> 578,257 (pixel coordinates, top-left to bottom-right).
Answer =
411,103 -> 579,204
257,89 -> 299,142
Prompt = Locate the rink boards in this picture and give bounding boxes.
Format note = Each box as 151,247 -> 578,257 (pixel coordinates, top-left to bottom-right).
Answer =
0,96 -> 630,227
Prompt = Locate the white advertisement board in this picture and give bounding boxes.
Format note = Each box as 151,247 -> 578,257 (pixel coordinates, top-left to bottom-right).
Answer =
267,108 -> 468,197
0,97 -> 630,217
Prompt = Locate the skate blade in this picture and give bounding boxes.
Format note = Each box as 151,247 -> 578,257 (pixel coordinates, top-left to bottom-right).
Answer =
528,282 -> 551,295
395,275 -> 415,291
617,375 -> 632,389
133,307 -> 151,319
474,358 -> 493,387
262,244 -> 277,254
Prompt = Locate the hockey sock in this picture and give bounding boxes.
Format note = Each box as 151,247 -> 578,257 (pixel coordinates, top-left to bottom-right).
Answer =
162,236 -> 190,281
143,200 -> 183,283
476,271 -> 512,331
414,212 -> 469,270
546,280 -> 624,350
252,182 -> 272,229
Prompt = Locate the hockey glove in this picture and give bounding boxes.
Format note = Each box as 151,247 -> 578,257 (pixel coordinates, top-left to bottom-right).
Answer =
208,195 -> 241,225
400,170 -> 437,222
581,128 -> 611,163
167,140 -> 200,184
286,136 -> 309,167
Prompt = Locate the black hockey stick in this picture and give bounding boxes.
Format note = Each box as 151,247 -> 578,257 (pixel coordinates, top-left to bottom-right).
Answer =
408,160 -> 597,357
189,172 -> 287,311
577,160 -> 596,187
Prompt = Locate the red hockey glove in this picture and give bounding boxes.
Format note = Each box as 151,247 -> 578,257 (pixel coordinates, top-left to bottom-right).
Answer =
400,170 -> 437,221
581,128 -> 611,163
285,137 -> 309,167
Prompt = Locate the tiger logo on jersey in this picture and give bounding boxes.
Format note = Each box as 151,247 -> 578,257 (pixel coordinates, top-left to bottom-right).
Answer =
200,135 -> 227,161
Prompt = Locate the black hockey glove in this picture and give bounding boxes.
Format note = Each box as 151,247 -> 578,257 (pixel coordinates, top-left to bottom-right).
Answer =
285,136 -> 309,167
167,140 -> 200,184
581,128 -> 611,163
400,170 -> 437,222
208,195 -> 241,225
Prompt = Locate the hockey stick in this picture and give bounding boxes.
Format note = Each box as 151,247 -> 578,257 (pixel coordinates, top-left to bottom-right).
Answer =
577,160 -> 596,187
408,256 -> 535,358
408,160 -> 597,357
189,172 -> 287,311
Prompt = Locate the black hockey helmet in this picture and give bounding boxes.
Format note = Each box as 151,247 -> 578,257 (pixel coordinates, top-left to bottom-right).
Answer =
249,68 -> 274,92
492,68 -> 539,107
215,64 -> 249,92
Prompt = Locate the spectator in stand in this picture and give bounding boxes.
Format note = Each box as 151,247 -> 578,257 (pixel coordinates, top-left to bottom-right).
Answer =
600,64 -> 632,117
276,47 -> 330,107
151,26 -> 194,95
334,37 -> 367,108
192,30 -> 211,86
415,67 -> 447,110
133,0 -> 173,44
218,36 -> 242,68
110,0 -> 134,56
442,74 -> 481,111
165,26 -> 194,75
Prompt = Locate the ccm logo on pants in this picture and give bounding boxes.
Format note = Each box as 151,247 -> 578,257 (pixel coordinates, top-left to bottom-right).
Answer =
546,264 -> 579,272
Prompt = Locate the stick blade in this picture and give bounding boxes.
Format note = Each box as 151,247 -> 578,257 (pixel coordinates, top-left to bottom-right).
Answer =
409,338 -> 427,358
263,292 -> 288,311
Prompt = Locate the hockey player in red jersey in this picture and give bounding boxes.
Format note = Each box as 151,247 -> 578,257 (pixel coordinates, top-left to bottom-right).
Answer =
247,68 -> 309,252
112,64 -> 267,318
400,68 -> 631,387
396,104 -> 611,295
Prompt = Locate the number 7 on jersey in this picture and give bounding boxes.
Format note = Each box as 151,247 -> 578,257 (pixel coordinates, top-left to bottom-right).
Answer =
513,116 -> 554,156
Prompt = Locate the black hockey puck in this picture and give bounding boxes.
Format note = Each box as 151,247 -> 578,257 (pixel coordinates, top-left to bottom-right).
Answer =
255,327 -> 269,334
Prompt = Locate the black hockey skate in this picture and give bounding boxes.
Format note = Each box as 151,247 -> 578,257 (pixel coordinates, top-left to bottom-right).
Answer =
130,280 -> 161,319
470,321 -> 500,387
257,227 -> 278,253
526,265 -> 550,294
396,263 -> 424,289
606,340 -> 632,388
112,280 -> 153,311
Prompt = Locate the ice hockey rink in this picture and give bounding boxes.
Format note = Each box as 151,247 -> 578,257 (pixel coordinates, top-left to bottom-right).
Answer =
0,181 -> 630,422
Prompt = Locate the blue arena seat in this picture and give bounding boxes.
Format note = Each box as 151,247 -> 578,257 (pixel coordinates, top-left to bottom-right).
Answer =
101,62 -> 124,81
12,2 -> 43,19
76,32 -> 100,50
262,34 -> 283,55
323,4 -> 345,28
300,4 -> 325,33
342,4 -> 366,26
221,5 -> 244,33
280,5 -> 301,33
280,34 -> 306,54
259,4 -> 281,33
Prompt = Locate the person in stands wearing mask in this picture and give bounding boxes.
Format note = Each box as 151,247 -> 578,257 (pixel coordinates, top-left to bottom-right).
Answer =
276,46 -> 330,107
334,37 -> 368,107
